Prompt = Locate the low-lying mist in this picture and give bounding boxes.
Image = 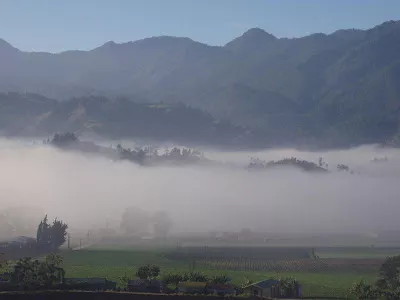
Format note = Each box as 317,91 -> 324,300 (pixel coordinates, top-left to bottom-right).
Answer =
0,138 -> 400,237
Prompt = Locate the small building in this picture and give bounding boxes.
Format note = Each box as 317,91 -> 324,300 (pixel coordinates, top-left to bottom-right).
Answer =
217,232 -> 239,242
244,279 -> 281,298
206,283 -> 235,295
0,273 -> 10,286
177,282 -> 207,294
127,279 -> 163,293
7,236 -> 36,248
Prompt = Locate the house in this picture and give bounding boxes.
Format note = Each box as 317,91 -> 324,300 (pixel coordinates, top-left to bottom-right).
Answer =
206,283 -> 235,295
177,282 -> 207,294
243,279 -> 281,298
7,236 -> 36,247
244,279 -> 302,298
127,279 -> 163,293
0,273 -> 10,286
65,278 -> 117,290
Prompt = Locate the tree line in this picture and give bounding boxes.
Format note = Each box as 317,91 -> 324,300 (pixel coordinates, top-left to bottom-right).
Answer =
47,133 -> 361,174
248,156 -> 354,173
45,132 -> 208,166
116,144 -> 205,166
351,255 -> 400,299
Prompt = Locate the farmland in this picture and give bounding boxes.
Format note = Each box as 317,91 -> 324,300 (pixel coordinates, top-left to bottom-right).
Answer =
55,244 -> 383,298
315,247 -> 400,259
165,246 -> 384,272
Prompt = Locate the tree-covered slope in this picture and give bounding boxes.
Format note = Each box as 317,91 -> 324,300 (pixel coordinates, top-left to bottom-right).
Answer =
1,21 -> 400,147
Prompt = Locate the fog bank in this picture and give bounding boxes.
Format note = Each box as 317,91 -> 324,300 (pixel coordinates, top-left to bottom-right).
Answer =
0,139 -> 399,236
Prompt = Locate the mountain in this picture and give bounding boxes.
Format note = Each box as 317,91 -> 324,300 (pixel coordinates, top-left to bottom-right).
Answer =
0,93 -> 250,147
1,20 -> 400,148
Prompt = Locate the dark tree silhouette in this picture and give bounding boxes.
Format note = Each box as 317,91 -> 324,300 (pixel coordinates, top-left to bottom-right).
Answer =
120,207 -> 149,236
152,211 -> 173,238
47,132 -> 78,147
249,157 -> 328,172
136,264 -> 160,281
37,215 -> 68,250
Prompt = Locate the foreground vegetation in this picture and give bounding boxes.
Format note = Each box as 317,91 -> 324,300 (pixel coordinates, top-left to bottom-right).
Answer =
2,206 -> 399,298
6,243 -> 400,298
57,246 -> 376,298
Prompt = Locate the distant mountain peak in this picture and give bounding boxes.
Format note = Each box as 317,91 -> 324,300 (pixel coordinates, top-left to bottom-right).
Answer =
93,40 -> 117,51
224,27 -> 277,51
242,28 -> 277,40
103,40 -> 117,46
330,28 -> 366,42
369,19 -> 400,34
92,36 -> 201,54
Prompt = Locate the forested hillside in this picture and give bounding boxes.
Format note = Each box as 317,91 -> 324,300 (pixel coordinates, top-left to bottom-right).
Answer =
1,20 -> 400,147
0,93 -> 248,147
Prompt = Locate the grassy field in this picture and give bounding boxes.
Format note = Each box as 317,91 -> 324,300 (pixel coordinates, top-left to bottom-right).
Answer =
316,247 -> 400,259
59,244 -> 378,299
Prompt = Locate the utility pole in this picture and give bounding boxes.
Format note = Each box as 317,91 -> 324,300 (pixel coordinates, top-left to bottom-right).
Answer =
67,234 -> 71,250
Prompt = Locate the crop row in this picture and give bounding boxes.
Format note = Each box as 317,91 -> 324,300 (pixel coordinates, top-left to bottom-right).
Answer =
167,247 -> 312,260
194,257 -> 383,272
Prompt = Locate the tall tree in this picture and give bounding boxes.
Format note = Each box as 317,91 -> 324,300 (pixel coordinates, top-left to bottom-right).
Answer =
36,215 -> 51,246
152,211 -> 173,238
37,216 -> 68,250
51,218 -> 68,249
120,207 -> 149,236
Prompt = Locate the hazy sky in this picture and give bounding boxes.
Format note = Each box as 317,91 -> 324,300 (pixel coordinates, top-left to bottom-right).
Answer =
0,0 -> 399,53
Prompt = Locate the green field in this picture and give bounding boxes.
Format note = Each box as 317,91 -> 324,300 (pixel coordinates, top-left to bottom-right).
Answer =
59,245 -> 378,298
316,247 -> 400,259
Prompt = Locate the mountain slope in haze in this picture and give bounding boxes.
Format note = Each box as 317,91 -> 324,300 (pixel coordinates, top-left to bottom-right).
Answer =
0,93 -> 249,147
1,20 -> 400,147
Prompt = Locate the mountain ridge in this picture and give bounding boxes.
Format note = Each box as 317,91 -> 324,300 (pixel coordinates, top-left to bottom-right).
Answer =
1,20 -> 400,148
2,20 -> 399,54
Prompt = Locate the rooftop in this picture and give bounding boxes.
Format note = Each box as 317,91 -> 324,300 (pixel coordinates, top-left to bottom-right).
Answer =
246,279 -> 280,289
